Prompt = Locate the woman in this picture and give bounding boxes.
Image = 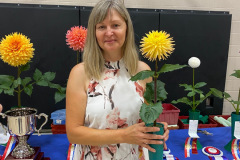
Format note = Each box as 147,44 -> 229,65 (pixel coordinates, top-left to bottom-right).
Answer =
66,0 -> 169,159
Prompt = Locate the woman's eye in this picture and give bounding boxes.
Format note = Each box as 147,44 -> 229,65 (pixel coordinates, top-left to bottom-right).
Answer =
97,26 -> 105,29
113,24 -> 120,28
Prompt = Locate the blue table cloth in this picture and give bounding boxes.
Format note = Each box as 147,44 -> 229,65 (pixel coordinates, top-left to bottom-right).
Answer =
0,127 -> 235,160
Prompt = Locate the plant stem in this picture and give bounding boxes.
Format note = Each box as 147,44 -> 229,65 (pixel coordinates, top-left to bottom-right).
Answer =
192,68 -> 195,111
154,59 -> 158,126
17,67 -> 21,107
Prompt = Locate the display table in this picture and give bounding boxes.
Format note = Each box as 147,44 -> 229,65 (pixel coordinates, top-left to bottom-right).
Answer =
0,127 -> 235,160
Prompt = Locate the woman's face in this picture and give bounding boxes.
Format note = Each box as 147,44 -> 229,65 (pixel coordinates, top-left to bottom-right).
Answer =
96,9 -> 127,57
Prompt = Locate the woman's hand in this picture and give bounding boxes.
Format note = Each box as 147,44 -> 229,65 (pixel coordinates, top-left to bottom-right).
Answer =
0,104 -> 2,113
161,122 -> 169,150
124,122 -> 169,152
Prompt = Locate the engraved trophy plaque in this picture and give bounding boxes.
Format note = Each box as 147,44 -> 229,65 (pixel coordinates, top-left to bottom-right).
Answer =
0,107 -> 48,159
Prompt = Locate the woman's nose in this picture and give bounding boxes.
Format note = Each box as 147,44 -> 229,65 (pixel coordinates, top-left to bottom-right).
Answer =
105,27 -> 113,36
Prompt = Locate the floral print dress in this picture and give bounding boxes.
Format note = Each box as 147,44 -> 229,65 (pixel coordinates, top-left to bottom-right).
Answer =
72,59 -> 145,160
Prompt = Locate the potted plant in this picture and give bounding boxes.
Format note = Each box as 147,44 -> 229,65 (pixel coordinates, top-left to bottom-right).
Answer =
0,32 -> 63,158
172,57 -> 212,121
130,30 -> 186,160
210,70 -> 240,151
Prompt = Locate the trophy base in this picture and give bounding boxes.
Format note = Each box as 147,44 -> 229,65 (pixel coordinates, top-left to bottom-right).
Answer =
6,147 -> 50,160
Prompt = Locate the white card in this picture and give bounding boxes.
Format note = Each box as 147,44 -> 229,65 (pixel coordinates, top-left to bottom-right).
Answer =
234,121 -> 240,139
188,120 -> 199,138
166,154 -> 174,160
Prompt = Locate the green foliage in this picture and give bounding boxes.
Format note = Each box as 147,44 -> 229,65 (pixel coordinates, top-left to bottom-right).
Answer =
210,87 -> 240,115
131,64 -> 186,124
139,102 -> 163,124
158,64 -> 187,74
130,70 -> 154,81
172,82 -> 212,111
144,80 -> 167,103
231,70 -> 240,78
0,62 -> 64,106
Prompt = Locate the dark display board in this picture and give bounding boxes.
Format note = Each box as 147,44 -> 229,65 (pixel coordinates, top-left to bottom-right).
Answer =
0,4 -> 231,128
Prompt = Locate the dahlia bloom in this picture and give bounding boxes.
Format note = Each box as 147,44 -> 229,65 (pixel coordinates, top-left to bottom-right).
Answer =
140,30 -> 175,61
188,57 -> 201,68
0,32 -> 34,67
66,26 -> 87,52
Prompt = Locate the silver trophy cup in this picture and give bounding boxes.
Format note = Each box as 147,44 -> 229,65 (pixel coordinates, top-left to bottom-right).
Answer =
0,107 -> 48,158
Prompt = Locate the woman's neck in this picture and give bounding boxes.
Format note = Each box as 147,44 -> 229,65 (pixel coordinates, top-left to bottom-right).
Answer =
103,51 -> 123,62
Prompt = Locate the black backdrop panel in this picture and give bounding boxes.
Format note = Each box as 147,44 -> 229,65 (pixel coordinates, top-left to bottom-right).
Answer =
0,4 -> 79,128
0,4 -> 232,128
158,11 -> 231,115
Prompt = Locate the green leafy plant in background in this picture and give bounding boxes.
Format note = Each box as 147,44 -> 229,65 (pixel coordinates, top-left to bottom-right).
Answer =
210,70 -> 240,115
172,57 -> 212,111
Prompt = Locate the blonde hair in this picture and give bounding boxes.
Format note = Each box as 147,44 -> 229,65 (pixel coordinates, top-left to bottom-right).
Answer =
83,0 -> 139,80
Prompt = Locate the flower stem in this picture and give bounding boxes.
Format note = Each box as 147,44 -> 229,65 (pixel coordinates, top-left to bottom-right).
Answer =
192,68 -> 195,111
77,50 -> 79,64
154,59 -> 158,126
17,67 -> 21,107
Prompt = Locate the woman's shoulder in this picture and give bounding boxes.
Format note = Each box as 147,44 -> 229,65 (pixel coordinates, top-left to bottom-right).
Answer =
137,60 -> 151,72
68,62 -> 89,90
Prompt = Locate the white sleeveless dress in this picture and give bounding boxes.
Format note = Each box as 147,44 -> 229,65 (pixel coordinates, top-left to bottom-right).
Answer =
72,59 -> 145,160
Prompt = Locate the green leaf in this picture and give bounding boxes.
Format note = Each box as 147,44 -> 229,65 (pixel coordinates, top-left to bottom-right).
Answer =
20,63 -> 30,72
4,88 -> 14,96
43,72 -> 56,82
230,70 -> 240,79
233,101 -> 240,105
0,88 -> 3,94
179,84 -> 193,91
55,91 -> 66,103
187,91 -> 196,97
197,91 -> 212,105
12,79 -> 20,89
24,84 -> 33,96
143,80 -> 167,103
33,69 -> 42,81
171,97 -> 192,107
195,82 -> 207,88
0,75 -> 14,88
210,88 -> 223,98
130,70 -> 154,81
158,64 -> 187,74
200,93 -> 205,99
223,92 -> 231,99
0,84 -> 11,90
22,77 -> 32,86
194,89 -> 203,95
36,80 -> 48,86
139,102 -> 163,124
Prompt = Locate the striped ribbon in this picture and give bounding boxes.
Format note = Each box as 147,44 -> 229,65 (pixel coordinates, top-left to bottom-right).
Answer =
192,138 -> 198,154
184,137 -> 192,158
67,143 -> 76,160
231,139 -> 240,160
208,156 -> 228,160
1,136 -> 15,160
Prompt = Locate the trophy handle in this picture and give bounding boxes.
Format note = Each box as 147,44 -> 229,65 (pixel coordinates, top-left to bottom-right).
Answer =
35,113 -> 48,136
0,113 -> 8,135
0,113 -> 6,119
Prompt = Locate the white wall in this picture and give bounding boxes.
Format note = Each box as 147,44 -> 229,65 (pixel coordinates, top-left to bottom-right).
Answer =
1,0 -> 239,115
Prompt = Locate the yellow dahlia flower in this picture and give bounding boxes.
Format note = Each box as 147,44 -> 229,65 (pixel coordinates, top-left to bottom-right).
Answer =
140,30 -> 175,61
0,32 -> 34,67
